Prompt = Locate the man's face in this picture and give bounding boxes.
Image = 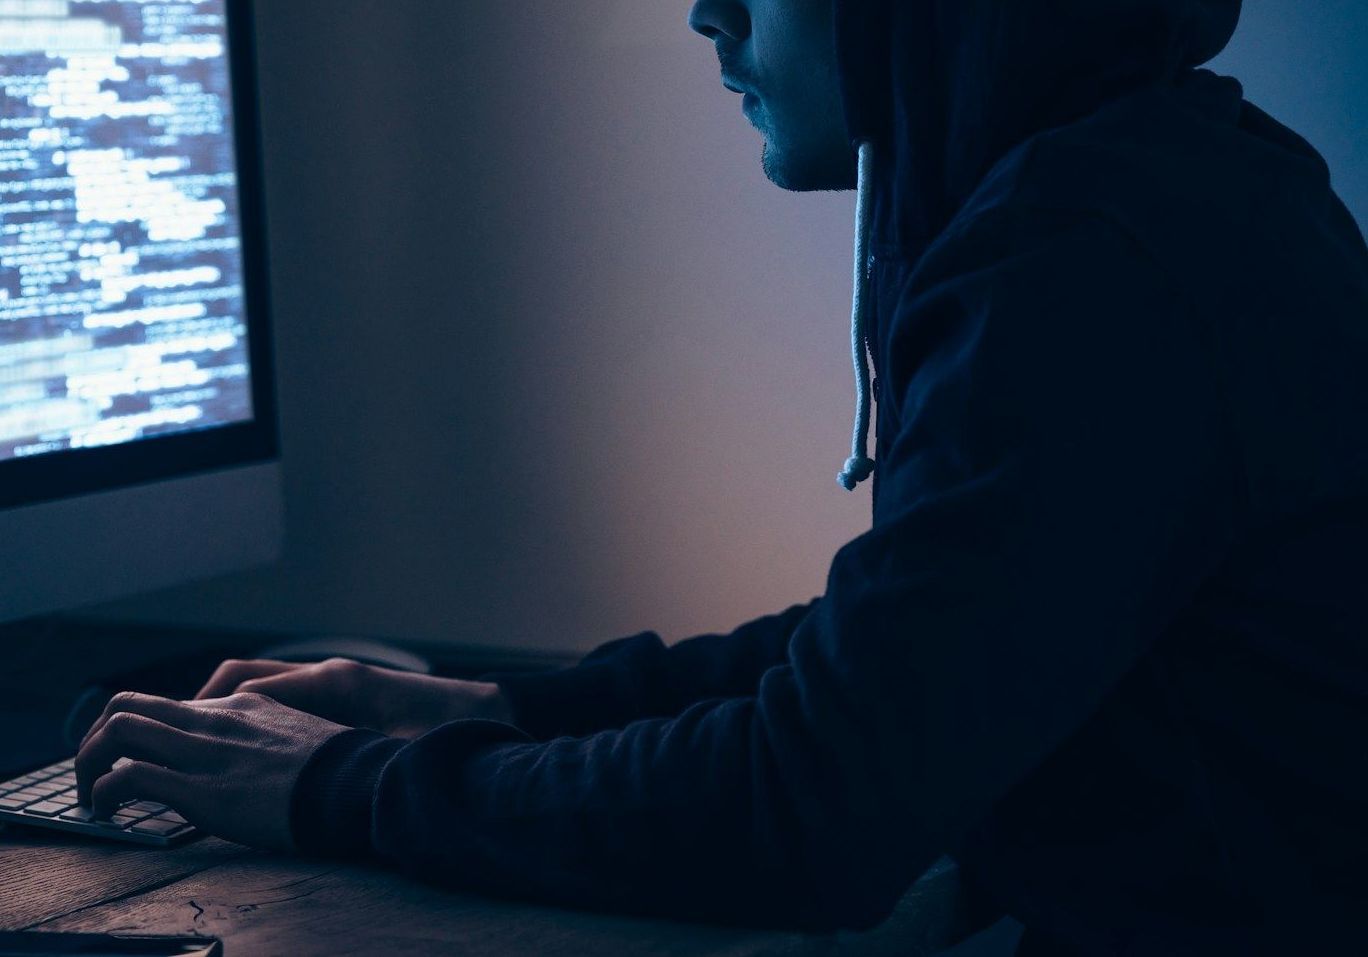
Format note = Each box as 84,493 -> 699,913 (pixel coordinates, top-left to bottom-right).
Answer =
689,0 -> 855,191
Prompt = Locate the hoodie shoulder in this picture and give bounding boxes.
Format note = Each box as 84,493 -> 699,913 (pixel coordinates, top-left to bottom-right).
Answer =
950,71 -> 1355,267
929,70 -> 1368,522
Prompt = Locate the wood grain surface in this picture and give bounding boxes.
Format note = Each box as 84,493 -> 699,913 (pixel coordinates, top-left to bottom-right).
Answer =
0,822 -> 967,956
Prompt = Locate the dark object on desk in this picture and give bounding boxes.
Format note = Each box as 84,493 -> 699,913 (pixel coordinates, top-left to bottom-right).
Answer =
253,635 -> 432,674
0,931 -> 220,956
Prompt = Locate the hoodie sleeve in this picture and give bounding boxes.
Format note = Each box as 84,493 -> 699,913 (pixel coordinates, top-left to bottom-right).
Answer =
473,600 -> 819,741
289,206 -> 1240,933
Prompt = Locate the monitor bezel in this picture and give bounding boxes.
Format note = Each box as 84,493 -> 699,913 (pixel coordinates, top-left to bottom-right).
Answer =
0,0 -> 280,512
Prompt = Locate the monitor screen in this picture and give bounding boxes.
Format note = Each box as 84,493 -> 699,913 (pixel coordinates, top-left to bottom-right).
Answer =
0,0 -> 276,508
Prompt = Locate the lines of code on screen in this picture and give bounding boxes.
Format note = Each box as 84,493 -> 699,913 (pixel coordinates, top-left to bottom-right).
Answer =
0,0 -> 254,463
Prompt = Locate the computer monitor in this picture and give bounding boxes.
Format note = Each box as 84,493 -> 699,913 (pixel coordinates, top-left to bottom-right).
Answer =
0,0 -> 282,625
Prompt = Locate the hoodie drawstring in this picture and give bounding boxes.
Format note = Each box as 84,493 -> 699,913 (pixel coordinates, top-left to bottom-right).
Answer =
838,140 -> 877,492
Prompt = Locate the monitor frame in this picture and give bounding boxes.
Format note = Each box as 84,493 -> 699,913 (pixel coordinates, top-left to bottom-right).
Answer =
0,0 -> 280,511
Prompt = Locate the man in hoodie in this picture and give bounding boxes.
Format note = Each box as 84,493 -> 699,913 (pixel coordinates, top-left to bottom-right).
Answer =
75,0 -> 1368,952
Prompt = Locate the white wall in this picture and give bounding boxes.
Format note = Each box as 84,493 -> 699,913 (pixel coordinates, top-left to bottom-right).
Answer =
92,1 -> 1367,654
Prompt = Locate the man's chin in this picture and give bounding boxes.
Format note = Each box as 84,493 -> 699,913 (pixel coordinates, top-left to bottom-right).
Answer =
761,142 -> 855,193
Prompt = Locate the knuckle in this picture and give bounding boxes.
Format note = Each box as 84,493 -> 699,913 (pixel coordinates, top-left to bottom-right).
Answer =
108,690 -> 145,710
207,660 -> 246,683
322,657 -> 365,684
103,711 -> 153,741
98,691 -> 146,729
104,711 -> 136,734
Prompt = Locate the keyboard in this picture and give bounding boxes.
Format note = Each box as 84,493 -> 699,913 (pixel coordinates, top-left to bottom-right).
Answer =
0,758 -> 199,847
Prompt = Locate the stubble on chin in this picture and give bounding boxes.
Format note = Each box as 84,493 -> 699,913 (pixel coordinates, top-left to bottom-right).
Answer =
760,142 -> 784,189
760,141 -> 820,192
760,139 -> 805,192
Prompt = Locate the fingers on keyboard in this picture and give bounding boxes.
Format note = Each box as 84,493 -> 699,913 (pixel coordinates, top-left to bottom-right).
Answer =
2,758 -> 193,843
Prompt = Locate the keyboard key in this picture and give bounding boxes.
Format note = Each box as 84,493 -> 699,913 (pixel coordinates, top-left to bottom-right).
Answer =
129,818 -> 189,837
111,810 -> 149,829
154,811 -> 188,826
29,781 -> 68,797
49,773 -> 77,787
0,796 -> 29,810
126,801 -> 168,815
21,801 -> 70,817
59,807 -> 101,823
53,759 -> 75,772
9,790 -> 45,804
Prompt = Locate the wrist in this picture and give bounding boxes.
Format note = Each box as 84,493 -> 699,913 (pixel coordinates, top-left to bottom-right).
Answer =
469,681 -> 516,725
373,675 -> 516,739
290,727 -> 405,858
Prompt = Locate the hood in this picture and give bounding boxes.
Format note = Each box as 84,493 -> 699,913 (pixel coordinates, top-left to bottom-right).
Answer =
833,0 -> 1242,492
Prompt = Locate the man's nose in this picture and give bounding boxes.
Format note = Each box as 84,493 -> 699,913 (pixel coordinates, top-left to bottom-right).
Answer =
688,0 -> 751,43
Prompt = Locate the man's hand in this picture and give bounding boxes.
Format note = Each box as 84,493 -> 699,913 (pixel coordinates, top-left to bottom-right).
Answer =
193,657 -> 515,739
75,691 -> 348,851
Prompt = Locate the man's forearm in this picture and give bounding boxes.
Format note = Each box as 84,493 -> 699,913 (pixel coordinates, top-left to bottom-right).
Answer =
478,598 -> 819,740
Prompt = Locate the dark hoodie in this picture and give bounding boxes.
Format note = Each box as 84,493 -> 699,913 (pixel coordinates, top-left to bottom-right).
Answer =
291,1 -> 1368,952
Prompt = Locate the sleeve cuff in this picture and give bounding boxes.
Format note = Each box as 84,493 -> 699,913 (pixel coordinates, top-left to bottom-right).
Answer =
290,727 -> 406,858
477,632 -> 664,740
475,667 -> 589,740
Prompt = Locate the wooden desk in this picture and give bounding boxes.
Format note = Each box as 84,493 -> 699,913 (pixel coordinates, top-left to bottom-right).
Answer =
0,828 -> 968,956
0,618 -> 971,956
